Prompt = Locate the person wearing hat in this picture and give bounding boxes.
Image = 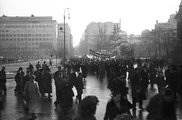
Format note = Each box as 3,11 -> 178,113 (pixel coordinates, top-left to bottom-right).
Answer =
0,66 -> 7,95
74,95 -> 99,120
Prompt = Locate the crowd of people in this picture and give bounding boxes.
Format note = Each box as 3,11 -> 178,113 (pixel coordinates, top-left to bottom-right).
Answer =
0,57 -> 182,120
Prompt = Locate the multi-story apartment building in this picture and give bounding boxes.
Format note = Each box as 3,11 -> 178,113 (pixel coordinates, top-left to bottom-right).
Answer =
0,15 -> 57,59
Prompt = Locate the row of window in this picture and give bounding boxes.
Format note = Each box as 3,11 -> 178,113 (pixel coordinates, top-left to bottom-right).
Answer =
0,33 -> 53,37
0,47 -> 40,51
0,38 -> 53,41
0,24 -> 54,29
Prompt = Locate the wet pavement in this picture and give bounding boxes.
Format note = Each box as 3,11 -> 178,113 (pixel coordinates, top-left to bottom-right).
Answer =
0,75 -> 159,120
0,61 -> 182,120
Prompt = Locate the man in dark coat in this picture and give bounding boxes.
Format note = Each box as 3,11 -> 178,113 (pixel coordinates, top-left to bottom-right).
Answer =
0,67 -> 7,95
15,67 -> 25,94
54,66 -> 64,106
42,69 -> 52,98
75,72 -> 84,103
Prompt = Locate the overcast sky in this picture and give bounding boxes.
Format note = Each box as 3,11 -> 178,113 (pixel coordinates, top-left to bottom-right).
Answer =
0,0 -> 181,47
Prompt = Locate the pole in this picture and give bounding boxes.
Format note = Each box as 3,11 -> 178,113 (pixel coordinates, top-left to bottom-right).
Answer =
63,14 -> 66,71
63,8 -> 70,73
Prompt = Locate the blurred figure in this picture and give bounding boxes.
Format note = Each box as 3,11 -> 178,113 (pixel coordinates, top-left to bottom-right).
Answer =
146,88 -> 177,120
28,63 -> 34,74
75,72 -> 84,103
113,113 -> 134,120
74,95 -> 99,120
0,67 -> 7,95
23,68 -> 31,89
23,75 -> 40,119
156,72 -> 166,94
104,78 -> 133,120
36,61 -> 41,70
14,67 -> 25,95
98,61 -> 105,81
42,69 -> 52,98
59,72 -> 74,116
42,61 -> 49,71
54,66 -> 64,106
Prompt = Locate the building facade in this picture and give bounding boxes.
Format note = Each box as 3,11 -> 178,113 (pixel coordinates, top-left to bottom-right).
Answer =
141,13 -> 178,62
175,1 -> 182,63
79,22 -> 127,56
57,23 -> 73,59
0,15 -> 57,59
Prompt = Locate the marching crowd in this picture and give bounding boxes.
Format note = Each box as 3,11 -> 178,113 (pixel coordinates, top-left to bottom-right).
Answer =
0,58 -> 182,120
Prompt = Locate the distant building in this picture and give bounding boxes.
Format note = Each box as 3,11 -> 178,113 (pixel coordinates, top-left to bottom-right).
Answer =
155,14 -> 177,30
175,1 -> 182,63
80,22 -> 127,55
57,23 -> 73,59
0,15 -> 57,59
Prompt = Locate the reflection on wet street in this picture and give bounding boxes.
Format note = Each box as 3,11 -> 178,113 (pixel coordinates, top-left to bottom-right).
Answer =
1,74 -> 182,120
1,75 -> 112,120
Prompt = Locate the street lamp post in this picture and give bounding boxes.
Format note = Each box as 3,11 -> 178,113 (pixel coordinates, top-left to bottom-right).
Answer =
63,8 -> 70,71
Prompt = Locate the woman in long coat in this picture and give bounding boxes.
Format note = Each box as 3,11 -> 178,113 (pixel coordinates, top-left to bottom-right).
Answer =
24,75 -> 40,119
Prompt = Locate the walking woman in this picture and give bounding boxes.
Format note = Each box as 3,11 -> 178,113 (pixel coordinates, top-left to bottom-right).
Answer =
24,75 -> 40,119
